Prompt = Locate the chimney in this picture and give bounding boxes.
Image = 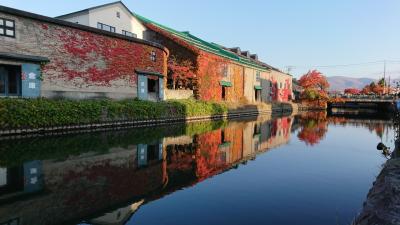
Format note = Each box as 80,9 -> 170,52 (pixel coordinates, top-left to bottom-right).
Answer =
241,51 -> 251,58
250,54 -> 258,60
228,47 -> 241,55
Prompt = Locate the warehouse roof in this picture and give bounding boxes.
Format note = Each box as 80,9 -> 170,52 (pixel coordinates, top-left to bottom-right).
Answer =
134,13 -> 271,71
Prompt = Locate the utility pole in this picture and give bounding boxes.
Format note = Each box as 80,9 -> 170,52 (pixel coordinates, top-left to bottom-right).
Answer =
383,60 -> 387,95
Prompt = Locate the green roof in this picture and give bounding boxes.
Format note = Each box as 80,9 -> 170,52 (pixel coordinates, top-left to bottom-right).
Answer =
133,13 -> 269,71
254,85 -> 262,90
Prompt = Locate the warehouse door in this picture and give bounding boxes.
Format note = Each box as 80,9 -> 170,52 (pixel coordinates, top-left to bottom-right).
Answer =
137,74 -> 148,100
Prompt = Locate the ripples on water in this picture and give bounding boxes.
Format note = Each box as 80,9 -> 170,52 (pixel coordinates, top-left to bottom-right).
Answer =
0,111 -> 394,225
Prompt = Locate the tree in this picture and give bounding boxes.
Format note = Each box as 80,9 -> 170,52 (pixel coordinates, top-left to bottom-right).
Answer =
167,56 -> 196,90
298,70 -> 330,91
344,88 -> 361,95
378,78 -> 386,87
361,85 -> 372,94
361,81 -> 386,95
298,70 -> 330,102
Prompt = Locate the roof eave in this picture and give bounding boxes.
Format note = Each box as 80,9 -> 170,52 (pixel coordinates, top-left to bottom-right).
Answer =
55,1 -> 126,18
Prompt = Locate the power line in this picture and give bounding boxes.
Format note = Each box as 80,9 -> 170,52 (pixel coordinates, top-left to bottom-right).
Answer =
286,60 -> 400,69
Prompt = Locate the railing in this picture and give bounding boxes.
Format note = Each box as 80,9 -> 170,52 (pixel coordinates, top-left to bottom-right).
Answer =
330,94 -> 396,102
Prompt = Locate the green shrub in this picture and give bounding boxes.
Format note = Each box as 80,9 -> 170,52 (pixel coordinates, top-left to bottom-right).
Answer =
0,98 -> 228,129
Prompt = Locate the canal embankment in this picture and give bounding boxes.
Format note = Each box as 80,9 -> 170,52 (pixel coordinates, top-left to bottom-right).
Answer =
353,156 -> 400,225
0,98 -> 310,137
354,116 -> 400,225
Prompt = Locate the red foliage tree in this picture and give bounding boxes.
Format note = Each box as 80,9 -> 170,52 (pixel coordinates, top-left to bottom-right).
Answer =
298,70 -> 330,91
361,82 -> 388,95
298,70 -> 330,103
344,88 -> 361,95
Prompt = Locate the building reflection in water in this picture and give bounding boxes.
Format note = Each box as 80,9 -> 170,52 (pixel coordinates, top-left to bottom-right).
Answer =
0,112 -> 393,225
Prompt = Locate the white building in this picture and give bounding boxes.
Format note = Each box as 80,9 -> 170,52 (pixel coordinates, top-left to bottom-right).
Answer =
56,1 -> 147,39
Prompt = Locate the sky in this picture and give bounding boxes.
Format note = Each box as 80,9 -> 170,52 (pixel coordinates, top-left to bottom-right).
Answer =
1,0 -> 400,79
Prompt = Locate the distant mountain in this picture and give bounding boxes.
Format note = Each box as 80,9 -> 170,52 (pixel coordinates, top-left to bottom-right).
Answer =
327,76 -> 376,92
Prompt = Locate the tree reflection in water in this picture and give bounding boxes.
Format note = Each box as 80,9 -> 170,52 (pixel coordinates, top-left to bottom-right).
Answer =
297,111 -> 328,146
296,110 -> 393,146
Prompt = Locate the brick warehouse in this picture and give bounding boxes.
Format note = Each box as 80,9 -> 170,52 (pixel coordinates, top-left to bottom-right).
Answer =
136,13 -> 293,103
0,5 -> 168,100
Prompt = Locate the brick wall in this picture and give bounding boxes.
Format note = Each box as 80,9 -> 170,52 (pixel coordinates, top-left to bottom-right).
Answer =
0,11 -> 168,99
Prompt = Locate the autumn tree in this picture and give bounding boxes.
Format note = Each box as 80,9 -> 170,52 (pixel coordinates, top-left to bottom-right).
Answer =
361,81 -> 386,95
167,56 -> 196,90
344,88 -> 361,95
298,70 -> 330,102
361,84 -> 372,94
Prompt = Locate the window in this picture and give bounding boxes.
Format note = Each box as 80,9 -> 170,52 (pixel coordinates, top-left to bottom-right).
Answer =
222,65 -> 228,77
256,71 -> 261,81
122,30 -> 137,38
150,51 -> 157,62
0,18 -> 15,38
97,22 -> 115,33
0,65 -> 21,96
116,12 -> 121,18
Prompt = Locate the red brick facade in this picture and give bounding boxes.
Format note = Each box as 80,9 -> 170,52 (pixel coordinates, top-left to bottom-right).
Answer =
0,7 -> 168,99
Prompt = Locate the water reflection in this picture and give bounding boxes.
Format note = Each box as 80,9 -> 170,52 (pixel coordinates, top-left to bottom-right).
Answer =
297,112 -> 328,145
296,110 -> 393,146
0,111 -> 394,225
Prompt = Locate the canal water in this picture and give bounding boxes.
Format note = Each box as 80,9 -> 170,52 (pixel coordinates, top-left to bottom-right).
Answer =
0,111 -> 394,225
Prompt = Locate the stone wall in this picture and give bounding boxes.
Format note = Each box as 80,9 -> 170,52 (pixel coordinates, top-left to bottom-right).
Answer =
165,89 -> 193,100
0,9 -> 168,99
354,157 -> 400,225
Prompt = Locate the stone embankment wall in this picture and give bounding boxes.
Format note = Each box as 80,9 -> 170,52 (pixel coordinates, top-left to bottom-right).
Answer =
353,157 -> 400,225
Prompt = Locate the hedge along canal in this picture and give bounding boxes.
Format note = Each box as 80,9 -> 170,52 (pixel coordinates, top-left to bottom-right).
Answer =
0,98 -> 300,137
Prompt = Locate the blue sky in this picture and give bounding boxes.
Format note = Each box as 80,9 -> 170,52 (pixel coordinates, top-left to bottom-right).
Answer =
1,0 -> 400,79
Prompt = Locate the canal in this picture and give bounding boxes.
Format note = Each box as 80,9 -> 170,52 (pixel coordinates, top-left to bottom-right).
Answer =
0,111 -> 394,225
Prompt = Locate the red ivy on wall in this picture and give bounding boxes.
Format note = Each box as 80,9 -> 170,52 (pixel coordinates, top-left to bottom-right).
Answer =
196,52 -> 229,101
168,56 -> 196,89
40,23 -> 165,87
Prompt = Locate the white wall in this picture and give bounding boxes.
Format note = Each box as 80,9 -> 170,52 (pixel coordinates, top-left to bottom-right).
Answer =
58,3 -> 147,39
59,12 -> 89,25
88,4 -> 147,39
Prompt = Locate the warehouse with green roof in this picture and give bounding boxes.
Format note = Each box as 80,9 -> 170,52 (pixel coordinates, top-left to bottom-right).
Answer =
135,12 -> 292,102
